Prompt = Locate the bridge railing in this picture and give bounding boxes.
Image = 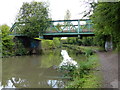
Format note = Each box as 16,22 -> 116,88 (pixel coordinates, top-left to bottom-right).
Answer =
46,19 -> 93,33
10,22 -> 28,36
10,19 -> 93,36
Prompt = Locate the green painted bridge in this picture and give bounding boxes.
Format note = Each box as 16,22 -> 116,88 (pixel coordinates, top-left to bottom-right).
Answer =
10,19 -> 94,39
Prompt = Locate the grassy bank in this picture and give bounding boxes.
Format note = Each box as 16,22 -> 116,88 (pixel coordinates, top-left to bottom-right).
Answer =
62,44 -> 102,88
66,54 -> 101,88
42,38 -> 61,50
63,44 -> 103,57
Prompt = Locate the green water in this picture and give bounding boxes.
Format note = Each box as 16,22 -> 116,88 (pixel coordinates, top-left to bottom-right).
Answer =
1,48 -> 86,88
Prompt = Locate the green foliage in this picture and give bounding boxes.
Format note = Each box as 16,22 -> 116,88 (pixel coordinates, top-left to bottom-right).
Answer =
63,37 -> 96,46
81,37 -> 96,46
42,38 -> 61,49
66,37 -> 77,44
16,1 -> 50,38
63,44 -> 95,57
57,43 -> 101,88
42,40 -> 55,49
14,39 -> 27,56
91,2 -> 120,49
53,38 -> 61,48
0,25 -> 15,57
84,48 -> 93,57
66,54 -> 100,88
58,65 -> 76,78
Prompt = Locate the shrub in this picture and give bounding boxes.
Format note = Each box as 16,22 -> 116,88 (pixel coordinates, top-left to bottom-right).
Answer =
14,39 -> 27,56
42,40 -> 55,49
53,38 -> 61,48
0,24 -> 15,57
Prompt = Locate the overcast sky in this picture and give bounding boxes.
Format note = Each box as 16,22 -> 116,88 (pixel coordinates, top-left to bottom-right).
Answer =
0,0 -> 93,26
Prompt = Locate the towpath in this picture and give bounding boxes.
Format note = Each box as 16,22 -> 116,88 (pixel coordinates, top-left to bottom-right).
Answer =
97,51 -> 119,88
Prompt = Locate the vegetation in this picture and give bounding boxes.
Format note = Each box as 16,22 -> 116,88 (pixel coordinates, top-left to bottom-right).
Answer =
62,37 -> 96,46
42,38 -> 61,50
16,1 -> 50,38
64,9 -> 71,20
63,44 -> 103,57
59,45 -> 101,88
1,0 -> 119,88
91,2 -> 120,50
0,24 -> 29,57
1,1 -> 53,57
0,25 -> 15,57
65,54 -> 101,88
14,38 -> 27,56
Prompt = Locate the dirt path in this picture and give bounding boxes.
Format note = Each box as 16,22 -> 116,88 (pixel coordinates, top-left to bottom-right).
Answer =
97,51 -> 118,88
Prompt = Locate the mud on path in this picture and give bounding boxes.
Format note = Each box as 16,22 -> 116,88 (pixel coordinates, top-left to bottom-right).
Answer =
97,51 -> 119,88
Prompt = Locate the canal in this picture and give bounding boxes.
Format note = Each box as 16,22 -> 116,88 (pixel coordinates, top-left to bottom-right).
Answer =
1,48 -> 87,88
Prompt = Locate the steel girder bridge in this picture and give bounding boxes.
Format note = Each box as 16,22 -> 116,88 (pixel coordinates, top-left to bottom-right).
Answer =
10,19 -> 94,39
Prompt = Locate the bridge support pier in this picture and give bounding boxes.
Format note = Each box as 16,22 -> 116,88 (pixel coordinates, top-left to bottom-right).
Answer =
14,36 -> 42,55
29,39 -> 42,54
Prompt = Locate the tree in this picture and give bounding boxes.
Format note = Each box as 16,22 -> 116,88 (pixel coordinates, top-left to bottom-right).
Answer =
91,2 -> 120,49
64,10 -> 71,20
64,10 -> 71,25
0,25 -> 15,56
16,1 -> 50,38
78,0 -> 97,19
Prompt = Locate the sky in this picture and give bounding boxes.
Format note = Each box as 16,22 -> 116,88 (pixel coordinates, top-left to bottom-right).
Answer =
0,0 -> 92,27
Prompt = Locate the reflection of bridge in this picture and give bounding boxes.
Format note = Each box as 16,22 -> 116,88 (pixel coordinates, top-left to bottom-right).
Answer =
10,19 -> 94,39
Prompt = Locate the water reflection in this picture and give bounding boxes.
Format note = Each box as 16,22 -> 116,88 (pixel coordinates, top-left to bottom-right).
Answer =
47,80 -> 65,88
1,49 -> 86,88
60,50 -> 78,67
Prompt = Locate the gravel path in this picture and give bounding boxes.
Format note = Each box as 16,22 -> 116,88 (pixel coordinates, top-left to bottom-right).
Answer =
97,51 -> 119,88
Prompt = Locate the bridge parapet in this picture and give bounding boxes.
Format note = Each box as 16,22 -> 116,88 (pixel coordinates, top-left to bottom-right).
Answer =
46,19 -> 93,33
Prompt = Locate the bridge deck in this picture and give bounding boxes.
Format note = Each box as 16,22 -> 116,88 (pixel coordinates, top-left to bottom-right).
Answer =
43,32 -> 94,39
43,32 -> 94,36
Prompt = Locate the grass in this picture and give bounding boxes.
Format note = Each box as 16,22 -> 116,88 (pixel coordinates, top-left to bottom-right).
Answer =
65,54 -> 101,88
63,44 -> 104,52
62,44 -> 102,88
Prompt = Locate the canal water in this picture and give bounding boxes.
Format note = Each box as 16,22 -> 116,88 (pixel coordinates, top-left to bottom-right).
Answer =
1,48 -> 86,88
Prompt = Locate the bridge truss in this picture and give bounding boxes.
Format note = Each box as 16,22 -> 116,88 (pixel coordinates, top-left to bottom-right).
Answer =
10,19 -> 94,39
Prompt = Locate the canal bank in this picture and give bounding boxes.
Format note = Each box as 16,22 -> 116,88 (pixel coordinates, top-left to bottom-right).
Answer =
1,37 -> 61,58
62,44 -> 102,88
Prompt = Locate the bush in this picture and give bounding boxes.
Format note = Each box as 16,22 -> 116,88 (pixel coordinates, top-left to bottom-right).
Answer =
0,24 -> 15,57
14,39 -> 27,56
42,38 -> 61,49
53,38 -> 61,48
84,48 -> 93,57
63,37 -> 97,46
58,65 -> 77,78
42,40 -> 55,49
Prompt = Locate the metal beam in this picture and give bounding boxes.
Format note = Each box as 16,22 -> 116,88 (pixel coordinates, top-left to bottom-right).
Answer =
43,32 -> 94,35
49,19 -> 90,22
